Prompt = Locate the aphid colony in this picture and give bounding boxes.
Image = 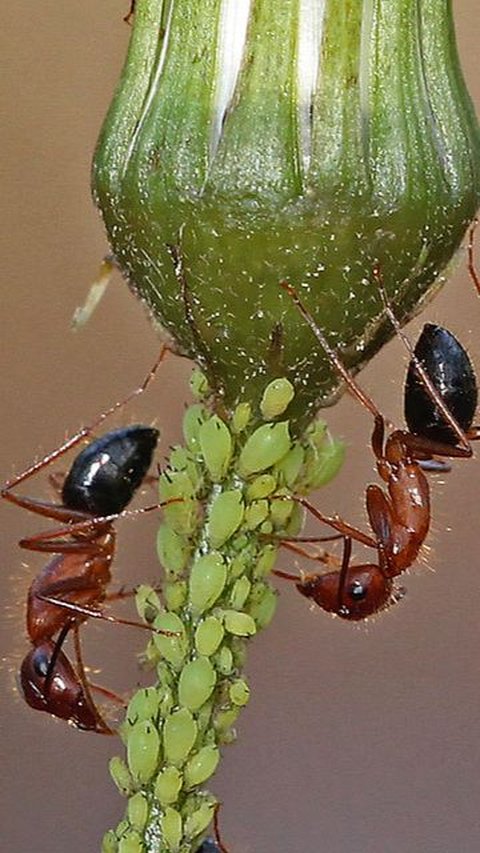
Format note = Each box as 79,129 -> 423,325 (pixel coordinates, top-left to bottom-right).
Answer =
3,288 -> 478,721
3,242 -> 479,852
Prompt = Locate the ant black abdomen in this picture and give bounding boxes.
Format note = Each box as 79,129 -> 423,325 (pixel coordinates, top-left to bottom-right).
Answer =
405,324 -> 478,444
20,642 -> 103,732
62,425 -> 160,516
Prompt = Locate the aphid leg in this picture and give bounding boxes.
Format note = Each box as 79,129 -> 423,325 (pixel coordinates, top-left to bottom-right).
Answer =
1,342 -> 173,495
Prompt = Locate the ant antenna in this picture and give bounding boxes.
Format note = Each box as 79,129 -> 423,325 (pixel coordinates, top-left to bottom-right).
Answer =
279,280 -> 382,420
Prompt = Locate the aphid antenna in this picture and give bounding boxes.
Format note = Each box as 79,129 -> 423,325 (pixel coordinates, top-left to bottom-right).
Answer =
372,264 -> 472,454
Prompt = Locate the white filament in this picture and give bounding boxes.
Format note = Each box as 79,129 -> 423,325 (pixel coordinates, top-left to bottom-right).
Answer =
211,0 -> 252,158
297,0 -> 326,173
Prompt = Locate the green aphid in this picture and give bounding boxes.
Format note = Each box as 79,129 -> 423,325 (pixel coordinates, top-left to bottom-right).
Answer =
195,616 -> 225,656
254,544 -> 278,579
280,500 -> 305,538
159,470 -> 198,536
157,524 -> 191,577
169,446 -> 189,471
101,830 -> 118,853
127,793 -> 149,832
158,686 -> 174,719
196,698 -> 214,734
229,550 -> 250,581
213,706 -> 240,736
231,401 -> 251,433
238,422 -> 291,477
222,610 -> 257,637
178,657 -> 217,712
229,678 -> 251,707
126,687 -> 159,726
109,756 -> 135,798
269,492 -> 294,529
164,580 -> 188,612
259,520 -> 273,535
153,612 -> 188,669
135,585 -> 162,624
231,637 -> 248,668
247,583 -> 278,629
275,442 -> 305,488
295,423 -> 345,493
184,745 -> 220,789
127,720 -> 161,784
182,403 -> 208,452
229,576 -> 251,610
246,473 -> 277,501
199,415 -> 232,482
160,807 -> 183,853
188,552 -> 227,615
118,831 -> 144,853
244,499 -> 269,530
214,645 -> 234,676
154,766 -> 183,806
189,368 -> 210,400
207,490 -> 244,548
260,377 -> 295,420
184,801 -> 217,842
163,708 -> 198,766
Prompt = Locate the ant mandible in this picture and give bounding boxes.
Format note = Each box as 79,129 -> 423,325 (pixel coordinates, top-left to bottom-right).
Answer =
2,344 -> 175,732
273,275 -> 479,620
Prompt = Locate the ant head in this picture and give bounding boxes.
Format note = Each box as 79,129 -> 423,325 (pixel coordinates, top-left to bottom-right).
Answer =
405,324 -> 477,444
297,564 -> 397,621
19,642 -> 107,732
62,425 -> 159,516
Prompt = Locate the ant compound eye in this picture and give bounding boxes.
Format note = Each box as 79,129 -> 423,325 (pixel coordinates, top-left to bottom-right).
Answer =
348,580 -> 368,601
32,646 -> 51,678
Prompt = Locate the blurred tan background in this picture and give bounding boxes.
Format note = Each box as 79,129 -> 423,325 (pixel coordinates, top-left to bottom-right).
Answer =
2,3 -> 480,851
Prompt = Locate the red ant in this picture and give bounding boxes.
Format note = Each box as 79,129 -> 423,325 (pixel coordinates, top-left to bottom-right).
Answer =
2,344 -> 176,732
273,276 -> 479,619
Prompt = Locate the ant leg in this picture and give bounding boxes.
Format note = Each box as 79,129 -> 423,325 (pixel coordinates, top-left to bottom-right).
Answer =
292,496 -> 377,549
18,500 -> 177,552
280,540 -> 341,570
336,537 -> 354,612
36,594 -> 178,637
1,342 -> 173,494
468,219 -> 480,296
90,683 -> 126,707
44,621 -> 72,690
72,624 -> 114,735
123,0 -> 135,24
213,803 -> 229,853
373,265 -> 472,454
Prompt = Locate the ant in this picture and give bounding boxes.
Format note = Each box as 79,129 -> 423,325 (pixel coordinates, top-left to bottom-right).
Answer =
2,344 -> 176,732
273,276 -> 479,620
